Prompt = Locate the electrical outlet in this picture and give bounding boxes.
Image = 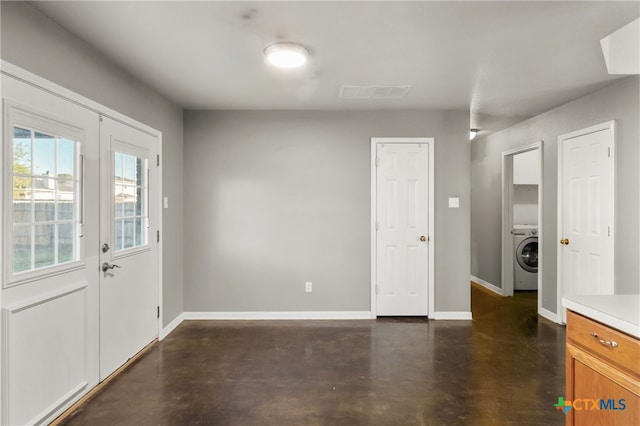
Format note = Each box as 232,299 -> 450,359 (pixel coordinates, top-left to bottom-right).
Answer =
305,282 -> 312,293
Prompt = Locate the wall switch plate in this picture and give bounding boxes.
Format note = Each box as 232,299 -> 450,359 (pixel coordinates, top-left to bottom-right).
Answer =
305,282 -> 312,293
448,197 -> 460,208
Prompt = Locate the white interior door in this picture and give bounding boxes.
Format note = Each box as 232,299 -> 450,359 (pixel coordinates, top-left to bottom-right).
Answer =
375,142 -> 430,316
99,116 -> 159,380
559,122 -> 614,319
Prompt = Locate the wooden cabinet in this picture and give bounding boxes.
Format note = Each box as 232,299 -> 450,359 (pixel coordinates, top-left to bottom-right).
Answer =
566,310 -> 640,425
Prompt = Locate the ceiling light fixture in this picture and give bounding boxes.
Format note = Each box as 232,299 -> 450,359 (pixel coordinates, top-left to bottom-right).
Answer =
264,42 -> 309,69
469,129 -> 479,140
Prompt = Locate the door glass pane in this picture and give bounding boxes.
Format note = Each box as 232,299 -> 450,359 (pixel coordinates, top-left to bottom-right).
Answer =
35,200 -> 55,222
10,126 -> 80,275
57,138 -> 75,176
123,218 -> 134,250
115,219 -> 123,251
114,152 -> 148,252
58,223 -> 74,263
124,154 -> 137,183
57,178 -> 75,221
33,132 -> 55,176
135,218 -> 143,246
13,177 -> 32,223
13,127 -> 32,174
13,225 -> 32,273
135,186 -> 143,215
34,224 -> 55,268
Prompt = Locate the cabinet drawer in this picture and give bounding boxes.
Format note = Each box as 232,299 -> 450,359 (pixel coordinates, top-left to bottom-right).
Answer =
567,310 -> 640,377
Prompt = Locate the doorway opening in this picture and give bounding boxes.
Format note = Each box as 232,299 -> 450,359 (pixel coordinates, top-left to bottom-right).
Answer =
501,142 -> 549,320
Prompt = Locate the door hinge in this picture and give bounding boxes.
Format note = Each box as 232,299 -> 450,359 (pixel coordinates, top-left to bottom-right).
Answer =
607,147 -> 611,158
157,306 -> 160,318
99,116 -> 103,122
157,154 -> 160,166
375,157 -> 380,167
608,226 -> 611,237
157,230 -> 160,242
375,284 -> 379,295
375,221 -> 379,231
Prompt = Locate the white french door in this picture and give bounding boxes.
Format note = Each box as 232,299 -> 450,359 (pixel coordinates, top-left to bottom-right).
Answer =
99,116 -> 159,380
1,69 -> 161,424
558,122 -> 615,321
373,139 -> 433,316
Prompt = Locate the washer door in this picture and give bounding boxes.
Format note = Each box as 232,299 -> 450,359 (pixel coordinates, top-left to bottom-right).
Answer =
516,237 -> 538,273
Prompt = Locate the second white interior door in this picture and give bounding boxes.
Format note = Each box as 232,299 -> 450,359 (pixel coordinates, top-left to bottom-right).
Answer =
559,122 -> 614,320
375,142 -> 430,316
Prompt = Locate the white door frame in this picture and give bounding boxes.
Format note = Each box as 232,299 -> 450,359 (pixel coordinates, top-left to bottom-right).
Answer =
370,137 -> 435,317
501,142 -> 551,319
557,121 -> 615,323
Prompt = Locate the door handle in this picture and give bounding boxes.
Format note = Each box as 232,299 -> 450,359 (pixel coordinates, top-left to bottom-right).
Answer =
560,238 -> 570,245
102,262 -> 121,272
419,235 -> 428,242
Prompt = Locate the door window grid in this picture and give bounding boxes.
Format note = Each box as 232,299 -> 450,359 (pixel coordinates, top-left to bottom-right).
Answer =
114,152 -> 148,251
12,126 -> 80,273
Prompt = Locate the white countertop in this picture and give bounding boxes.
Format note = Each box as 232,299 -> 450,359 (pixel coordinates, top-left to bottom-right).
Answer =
562,294 -> 640,338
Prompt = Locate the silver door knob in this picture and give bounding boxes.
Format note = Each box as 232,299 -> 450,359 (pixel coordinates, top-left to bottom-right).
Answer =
102,262 -> 121,272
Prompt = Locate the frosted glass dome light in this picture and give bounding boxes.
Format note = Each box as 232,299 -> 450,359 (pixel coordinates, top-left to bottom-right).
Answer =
264,42 -> 309,69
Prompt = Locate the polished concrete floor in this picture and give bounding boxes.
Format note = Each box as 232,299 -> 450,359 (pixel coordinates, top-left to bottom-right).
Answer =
59,284 -> 565,425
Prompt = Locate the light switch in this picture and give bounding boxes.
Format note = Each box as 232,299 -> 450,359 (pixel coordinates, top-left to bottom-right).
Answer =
448,197 -> 460,208
163,197 -> 169,209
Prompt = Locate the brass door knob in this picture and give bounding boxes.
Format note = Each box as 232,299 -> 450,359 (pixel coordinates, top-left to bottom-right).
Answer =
419,235 -> 427,242
560,238 -> 570,245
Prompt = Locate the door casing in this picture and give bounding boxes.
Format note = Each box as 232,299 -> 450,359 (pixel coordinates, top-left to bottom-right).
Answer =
370,137 -> 435,317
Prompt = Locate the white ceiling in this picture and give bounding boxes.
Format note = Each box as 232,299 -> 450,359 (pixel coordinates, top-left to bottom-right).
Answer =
33,1 -> 639,125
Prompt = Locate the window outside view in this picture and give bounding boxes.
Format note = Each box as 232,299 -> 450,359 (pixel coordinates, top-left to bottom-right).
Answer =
12,126 -> 78,274
114,152 -> 148,251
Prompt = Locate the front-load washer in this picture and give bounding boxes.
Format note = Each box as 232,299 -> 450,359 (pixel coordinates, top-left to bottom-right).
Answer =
513,226 -> 538,290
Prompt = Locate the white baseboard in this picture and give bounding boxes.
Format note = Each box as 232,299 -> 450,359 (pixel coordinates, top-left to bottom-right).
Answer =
160,313 -> 185,340
431,311 -> 473,320
471,275 -> 504,296
183,311 -> 375,320
538,307 -> 560,324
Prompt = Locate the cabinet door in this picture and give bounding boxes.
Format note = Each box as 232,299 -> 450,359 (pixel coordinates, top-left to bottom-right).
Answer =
567,345 -> 640,426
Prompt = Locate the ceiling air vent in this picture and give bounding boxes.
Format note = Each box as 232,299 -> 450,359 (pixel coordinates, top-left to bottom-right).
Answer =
339,85 -> 411,99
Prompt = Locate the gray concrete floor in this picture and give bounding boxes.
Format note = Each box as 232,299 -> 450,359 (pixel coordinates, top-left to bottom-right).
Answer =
58,284 -> 565,425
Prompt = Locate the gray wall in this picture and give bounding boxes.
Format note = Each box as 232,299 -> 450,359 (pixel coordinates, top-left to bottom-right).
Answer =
1,1 -> 185,326
184,110 -> 470,313
471,76 -> 640,313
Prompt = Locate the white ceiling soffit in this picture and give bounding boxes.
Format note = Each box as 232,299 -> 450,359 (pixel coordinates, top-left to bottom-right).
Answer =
31,1 -> 640,119
600,18 -> 640,75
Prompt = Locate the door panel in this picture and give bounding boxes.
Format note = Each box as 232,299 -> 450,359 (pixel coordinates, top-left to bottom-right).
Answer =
99,117 -> 158,380
560,125 -> 614,311
376,143 -> 429,316
1,75 -> 100,426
